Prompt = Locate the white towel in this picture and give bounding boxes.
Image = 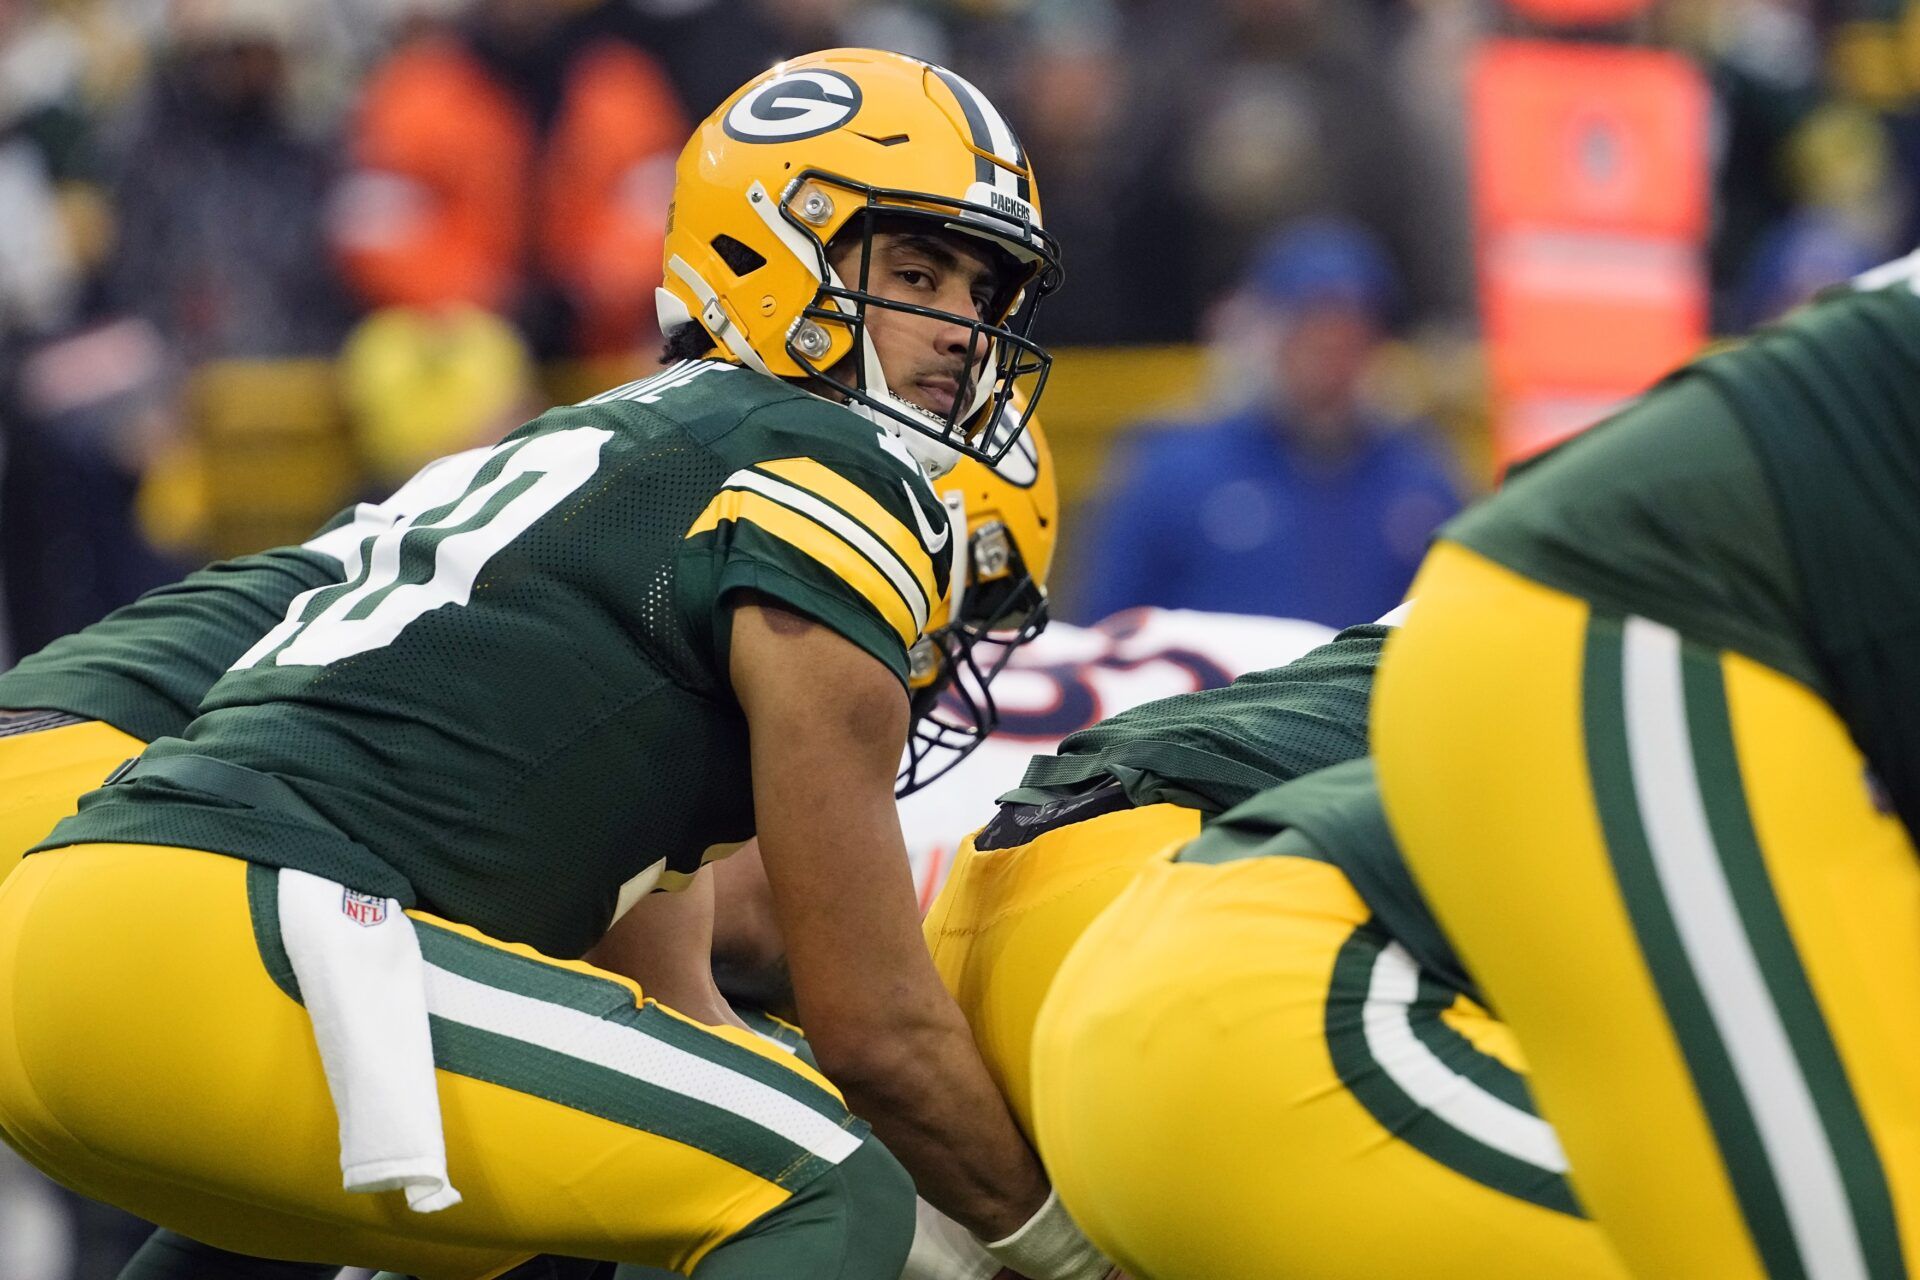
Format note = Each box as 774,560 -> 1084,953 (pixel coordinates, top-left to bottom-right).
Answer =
277,867 -> 461,1213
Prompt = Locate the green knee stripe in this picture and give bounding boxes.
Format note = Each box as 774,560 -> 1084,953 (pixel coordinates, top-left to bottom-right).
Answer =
1326,921 -> 1584,1217
1677,642 -> 1904,1280
414,922 -> 850,1121
244,866 -> 860,1189
428,1019 -> 835,1188
1585,615 -> 1906,1280
1582,615 -> 1805,1278
420,919 -> 860,1189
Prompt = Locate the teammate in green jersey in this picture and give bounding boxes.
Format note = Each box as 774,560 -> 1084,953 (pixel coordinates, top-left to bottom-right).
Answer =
1376,259 -> 1920,1279
919,617 -> 1628,1279
1024,759 -> 1626,1280
0,49 -> 1110,1280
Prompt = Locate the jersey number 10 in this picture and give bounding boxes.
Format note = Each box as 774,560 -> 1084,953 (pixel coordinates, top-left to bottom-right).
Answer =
232,428 -> 613,671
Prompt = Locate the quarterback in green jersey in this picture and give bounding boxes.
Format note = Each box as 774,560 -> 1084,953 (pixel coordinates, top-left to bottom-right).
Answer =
0,49 -> 1112,1280
1377,260 -> 1920,1279
917,615 -> 1628,1280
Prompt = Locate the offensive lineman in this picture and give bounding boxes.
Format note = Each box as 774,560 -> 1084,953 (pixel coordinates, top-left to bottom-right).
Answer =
1375,258 -> 1920,1277
922,618 -> 1629,1279
0,50 -> 1110,1280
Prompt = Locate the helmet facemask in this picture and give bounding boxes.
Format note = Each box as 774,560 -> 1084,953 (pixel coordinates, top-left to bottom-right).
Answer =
897,510 -> 1050,797
779,173 -> 1061,468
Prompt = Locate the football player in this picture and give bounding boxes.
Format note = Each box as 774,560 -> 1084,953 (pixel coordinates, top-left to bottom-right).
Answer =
1375,258 -> 1920,1277
0,49 -> 1110,1280
0,436 -> 1052,1280
1027,757 -> 1627,1280
921,615 -> 1629,1279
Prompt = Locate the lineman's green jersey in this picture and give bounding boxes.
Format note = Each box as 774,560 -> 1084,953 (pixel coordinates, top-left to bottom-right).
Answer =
1448,263 -> 1920,833
40,361 -> 955,958
0,458 -> 488,742
1002,622 -> 1387,815
1177,758 -> 1475,1004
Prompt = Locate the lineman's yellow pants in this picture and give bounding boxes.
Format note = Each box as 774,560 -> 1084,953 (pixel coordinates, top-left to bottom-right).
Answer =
0,715 -> 142,880
922,801 -> 1202,1137
927,795 -> 1627,1279
0,843 -> 907,1279
1377,541 -> 1920,1279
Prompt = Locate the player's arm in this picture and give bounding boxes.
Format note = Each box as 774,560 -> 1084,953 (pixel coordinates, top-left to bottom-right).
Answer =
584,865 -> 748,1033
707,839 -> 793,1011
730,595 -> 1049,1240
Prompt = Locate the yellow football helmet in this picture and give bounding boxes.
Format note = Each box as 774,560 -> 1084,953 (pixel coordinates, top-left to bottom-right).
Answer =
898,412 -> 1057,795
657,47 -> 1063,469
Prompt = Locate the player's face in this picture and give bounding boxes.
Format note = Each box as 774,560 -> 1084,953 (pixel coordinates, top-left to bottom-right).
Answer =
827,230 -> 1006,420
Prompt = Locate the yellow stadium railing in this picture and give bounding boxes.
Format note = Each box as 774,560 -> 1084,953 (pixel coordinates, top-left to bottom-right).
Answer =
152,348 -> 1219,560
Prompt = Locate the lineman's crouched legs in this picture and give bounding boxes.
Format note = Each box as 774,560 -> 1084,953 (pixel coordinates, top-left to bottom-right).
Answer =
1030,849 -> 1628,1280
1376,542 -> 1920,1279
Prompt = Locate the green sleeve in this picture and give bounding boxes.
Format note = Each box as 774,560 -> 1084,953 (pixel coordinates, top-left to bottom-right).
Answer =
0,538 -> 350,742
1005,623 -> 1388,814
687,415 -> 955,690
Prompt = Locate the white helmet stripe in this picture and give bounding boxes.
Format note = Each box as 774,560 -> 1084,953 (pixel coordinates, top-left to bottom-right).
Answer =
931,67 -> 1029,201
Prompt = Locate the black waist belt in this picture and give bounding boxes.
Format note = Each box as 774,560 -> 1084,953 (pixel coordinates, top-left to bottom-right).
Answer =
108,754 -> 334,831
974,778 -> 1137,851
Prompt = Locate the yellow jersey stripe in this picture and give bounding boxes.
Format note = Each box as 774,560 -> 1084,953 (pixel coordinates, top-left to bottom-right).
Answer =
727,471 -> 930,628
688,490 -> 920,647
755,458 -> 941,606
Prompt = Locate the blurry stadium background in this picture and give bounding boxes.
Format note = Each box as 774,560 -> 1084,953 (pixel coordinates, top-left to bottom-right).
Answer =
0,0 -> 1913,1272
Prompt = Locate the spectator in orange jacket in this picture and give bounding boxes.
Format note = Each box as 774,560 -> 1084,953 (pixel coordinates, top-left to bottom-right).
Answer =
328,0 -> 687,358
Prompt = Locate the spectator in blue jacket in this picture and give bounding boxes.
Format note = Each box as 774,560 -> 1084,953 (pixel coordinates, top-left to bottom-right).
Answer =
1076,217 -> 1462,627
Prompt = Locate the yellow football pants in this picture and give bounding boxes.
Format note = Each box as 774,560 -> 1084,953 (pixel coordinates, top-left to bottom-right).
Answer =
1029,847 -> 1629,1280
922,802 -> 1201,1138
1376,541 -> 1920,1280
0,718 -> 142,881
0,843 -> 883,1280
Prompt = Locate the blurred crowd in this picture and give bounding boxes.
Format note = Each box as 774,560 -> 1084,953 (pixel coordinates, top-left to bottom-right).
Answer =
1,0 -> 1918,648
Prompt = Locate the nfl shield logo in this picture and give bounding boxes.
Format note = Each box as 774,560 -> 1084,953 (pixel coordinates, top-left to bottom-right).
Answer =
341,889 -> 388,927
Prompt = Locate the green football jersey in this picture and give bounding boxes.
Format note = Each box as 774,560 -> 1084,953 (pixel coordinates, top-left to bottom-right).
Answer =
0,549 -> 339,743
0,457 -> 489,743
1003,622 -> 1387,816
1175,758 -> 1476,1004
1448,265 -> 1920,833
41,361 -> 955,958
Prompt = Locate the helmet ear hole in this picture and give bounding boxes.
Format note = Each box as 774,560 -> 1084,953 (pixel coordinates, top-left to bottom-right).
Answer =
710,235 -> 767,277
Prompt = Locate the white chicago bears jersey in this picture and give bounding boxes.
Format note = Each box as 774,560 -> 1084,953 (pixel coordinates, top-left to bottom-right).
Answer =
898,607 -> 1334,905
